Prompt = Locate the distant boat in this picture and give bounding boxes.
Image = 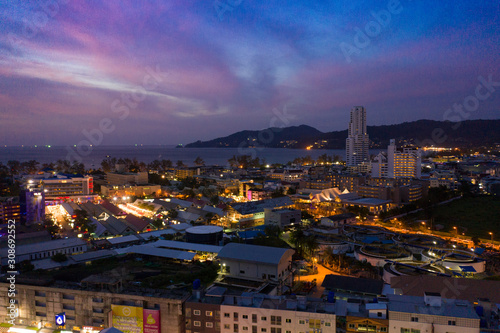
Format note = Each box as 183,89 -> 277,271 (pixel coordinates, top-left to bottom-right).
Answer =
176,144 -> 184,148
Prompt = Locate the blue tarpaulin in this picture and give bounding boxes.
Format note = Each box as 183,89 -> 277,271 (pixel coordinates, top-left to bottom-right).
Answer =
474,248 -> 485,255
459,266 -> 476,272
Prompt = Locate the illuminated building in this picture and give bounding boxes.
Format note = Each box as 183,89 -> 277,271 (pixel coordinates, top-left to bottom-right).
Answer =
346,106 -> 370,167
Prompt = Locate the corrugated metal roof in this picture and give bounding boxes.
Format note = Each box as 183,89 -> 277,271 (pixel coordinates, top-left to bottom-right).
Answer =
107,235 -> 141,245
217,243 -> 294,265
152,240 -> 223,253
114,245 -> 195,261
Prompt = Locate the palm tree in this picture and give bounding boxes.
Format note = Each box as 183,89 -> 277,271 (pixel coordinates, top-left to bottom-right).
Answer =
290,228 -> 306,255
304,235 -> 319,258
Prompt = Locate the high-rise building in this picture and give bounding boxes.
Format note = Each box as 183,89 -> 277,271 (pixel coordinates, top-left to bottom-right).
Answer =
346,106 -> 370,166
19,188 -> 45,224
372,139 -> 421,179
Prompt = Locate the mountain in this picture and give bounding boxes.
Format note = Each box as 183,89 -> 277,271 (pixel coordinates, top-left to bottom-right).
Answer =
185,119 -> 500,149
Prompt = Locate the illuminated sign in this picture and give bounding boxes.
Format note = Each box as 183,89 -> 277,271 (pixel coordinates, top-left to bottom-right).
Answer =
143,309 -> 161,333
111,305 -> 143,333
55,312 -> 66,326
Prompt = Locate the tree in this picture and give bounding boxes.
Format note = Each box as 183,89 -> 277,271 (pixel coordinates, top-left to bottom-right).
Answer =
176,160 -> 187,168
73,209 -> 96,235
7,160 -> 21,175
194,157 -> 205,166
264,224 -> 283,239
303,235 -> 319,258
290,227 -> 306,255
52,253 -> 68,262
161,159 -> 173,170
271,187 -> 285,198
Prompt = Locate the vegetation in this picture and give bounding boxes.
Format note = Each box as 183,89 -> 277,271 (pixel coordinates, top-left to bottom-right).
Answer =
409,195 -> 500,238
72,209 -> 96,235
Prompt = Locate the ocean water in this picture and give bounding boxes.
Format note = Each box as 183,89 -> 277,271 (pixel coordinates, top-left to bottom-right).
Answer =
0,145 -> 381,168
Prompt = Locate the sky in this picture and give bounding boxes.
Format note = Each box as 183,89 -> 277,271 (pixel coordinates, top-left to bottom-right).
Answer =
0,0 -> 499,146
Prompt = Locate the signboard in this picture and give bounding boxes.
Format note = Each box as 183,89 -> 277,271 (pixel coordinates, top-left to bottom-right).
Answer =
55,312 -> 66,326
111,305 -> 143,333
143,309 -> 161,333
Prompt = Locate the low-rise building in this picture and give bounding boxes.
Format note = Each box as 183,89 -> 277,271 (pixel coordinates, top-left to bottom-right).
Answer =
387,293 -> 480,333
217,243 -> 294,286
320,213 -> 356,228
0,238 -> 87,265
0,281 -> 186,332
264,208 -> 301,228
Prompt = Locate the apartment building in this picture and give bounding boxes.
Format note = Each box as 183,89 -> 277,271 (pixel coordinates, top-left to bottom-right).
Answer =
0,282 -> 186,333
372,140 -> 421,179
346,106 -> 370,167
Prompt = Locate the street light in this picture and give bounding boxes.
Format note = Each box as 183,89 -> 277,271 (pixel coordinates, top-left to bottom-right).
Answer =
490,232 -> 493,241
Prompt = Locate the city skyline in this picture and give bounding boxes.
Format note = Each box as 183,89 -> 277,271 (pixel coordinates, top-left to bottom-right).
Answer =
0,1 -> 499,146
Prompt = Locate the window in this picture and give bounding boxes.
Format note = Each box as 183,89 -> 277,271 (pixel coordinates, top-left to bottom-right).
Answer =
240,270 -> 245,274
206,322 -> 213,328
193,310 -> 201,316
252,326 -> 257,333
234,324 -> 239,333
448,321 -> 456,326
349,324 -> 356,329
242,327 -> 248,331
271,316 -> 281,325
410,330 -> 420,333
286,331 -> 291,333
243,315 -> 248,319
261,329 -> 266,333
299,320 -> 305,325
224,324 -> 230,329
194,321 -> 201,327
270,328 -> 281,333
411,317 -> 418,322
377,312 -> 383,317
225,313 -> 231,318
206,311 -> 213,317
380,328 -> 387,332
325,322 -> 331,327
252,314 -> 257,323
261,316 -> 267,321
186,308 -> 192,318
234,312 -> 239,321
285,319 -> 291,323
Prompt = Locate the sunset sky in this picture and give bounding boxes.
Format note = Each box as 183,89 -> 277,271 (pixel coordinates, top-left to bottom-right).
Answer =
0,0 -> 499,146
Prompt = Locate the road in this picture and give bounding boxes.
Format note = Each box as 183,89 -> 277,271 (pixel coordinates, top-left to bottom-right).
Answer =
296,264 -> 344,298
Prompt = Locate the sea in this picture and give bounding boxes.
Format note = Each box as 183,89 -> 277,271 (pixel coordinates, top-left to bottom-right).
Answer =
0,145 -> 382,168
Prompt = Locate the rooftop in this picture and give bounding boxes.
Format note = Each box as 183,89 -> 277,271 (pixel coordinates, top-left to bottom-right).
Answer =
218,243 -> 294,265
387,294 -> 479,320
322,275 -> 384,296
